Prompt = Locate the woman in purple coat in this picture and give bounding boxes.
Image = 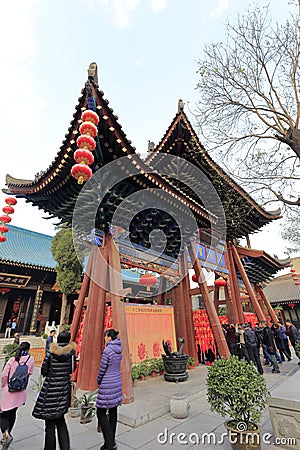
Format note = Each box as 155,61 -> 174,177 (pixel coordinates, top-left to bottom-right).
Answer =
96,329 -> 122,450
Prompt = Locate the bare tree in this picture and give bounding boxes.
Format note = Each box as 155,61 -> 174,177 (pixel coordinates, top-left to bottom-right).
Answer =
195,1 -> 300,210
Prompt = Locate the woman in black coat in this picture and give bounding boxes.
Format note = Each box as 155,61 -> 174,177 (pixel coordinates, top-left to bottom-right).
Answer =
32,331 -> 76,450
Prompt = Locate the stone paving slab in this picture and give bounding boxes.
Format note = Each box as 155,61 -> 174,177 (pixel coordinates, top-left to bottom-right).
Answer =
1,358 -> 298,449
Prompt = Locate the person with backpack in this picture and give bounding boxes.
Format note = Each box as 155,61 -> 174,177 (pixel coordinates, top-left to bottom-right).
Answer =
32,330 -> 76,450
0,342 -> 34,449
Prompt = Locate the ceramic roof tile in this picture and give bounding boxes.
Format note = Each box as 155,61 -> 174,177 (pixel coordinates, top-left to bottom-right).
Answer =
0,225 -> 56,269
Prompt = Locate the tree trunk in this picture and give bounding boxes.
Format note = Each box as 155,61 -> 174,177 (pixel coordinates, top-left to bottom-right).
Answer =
59,292 -> 68,331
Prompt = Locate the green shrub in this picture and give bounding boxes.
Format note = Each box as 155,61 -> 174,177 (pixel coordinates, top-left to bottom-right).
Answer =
3,343 -> 18,365
207,356 -> 269,430
188,356 -> 195,366
41,333 -> 48,339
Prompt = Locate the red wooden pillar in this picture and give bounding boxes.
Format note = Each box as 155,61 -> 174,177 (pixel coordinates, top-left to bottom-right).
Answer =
188,242 -> 230,358
71,249 -> 93,342
213,285 -> 220,311
106,232 -> 134,404
172,281 -> 188,352
155,276 -> 167,305
254,284 -> 278,324
178,253 -> 198,363
231,244 -> 266,322
223,285 -> 236,324
77,245 -> 108,390
226,242 -> 244,324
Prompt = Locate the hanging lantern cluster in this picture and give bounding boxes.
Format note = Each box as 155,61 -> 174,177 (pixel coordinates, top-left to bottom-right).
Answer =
0,197 -> 17,243
290,266 -> 300,286
71,109 -> 99,185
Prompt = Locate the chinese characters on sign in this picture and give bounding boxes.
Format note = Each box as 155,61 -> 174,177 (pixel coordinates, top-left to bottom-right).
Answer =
0,273 -> 31,287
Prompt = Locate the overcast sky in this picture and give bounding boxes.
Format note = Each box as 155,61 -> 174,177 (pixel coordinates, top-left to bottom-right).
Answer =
0,0 -> 294,262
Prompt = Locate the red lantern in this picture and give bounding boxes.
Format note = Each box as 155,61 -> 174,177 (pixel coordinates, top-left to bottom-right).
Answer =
140,274 -> 157,285
81,110 -> 99,125
76,135 -> 96,151
192,274 -> 198,282
292,273 -> 298,277
0,225 -> 9,233
295,282 -> 300,286
0,287 -> 10,294
71,164 -> 92,184
214,278 -> 227,287
293,278 -> 299,282
288,303 -> 296,308
0,235 -> 6,243
74,149 -> 94,166
2,205 -> 14,215
140,273 -> 157,291
79,121 -> 98,137
0,215 -> 11,224
5,197 -> 17,206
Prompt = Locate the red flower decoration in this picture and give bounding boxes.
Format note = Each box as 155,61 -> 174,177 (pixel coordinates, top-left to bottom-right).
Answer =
81,110 -> 99,125
137,343 -> 147,360
76,135 -> 96,151
153,342 -> 160,357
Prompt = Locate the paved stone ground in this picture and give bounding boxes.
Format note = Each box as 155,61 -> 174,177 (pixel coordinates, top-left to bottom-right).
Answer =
1,356 -> 299,450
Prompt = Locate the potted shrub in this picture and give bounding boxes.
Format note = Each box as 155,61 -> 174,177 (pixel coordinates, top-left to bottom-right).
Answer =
69,396 -> 82,418
294,340 -> 300,360
188,356 -> 195,369
79,389 -> 98,424
156,358 -> 164,375
138,361 -> 149,380
131,364 -> 140,385
207,356 -> 270,450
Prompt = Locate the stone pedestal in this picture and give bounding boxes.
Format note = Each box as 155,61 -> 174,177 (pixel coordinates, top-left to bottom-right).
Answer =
170,393 -> 190,419
267,369 -> 300,449
268,397 -> 300,449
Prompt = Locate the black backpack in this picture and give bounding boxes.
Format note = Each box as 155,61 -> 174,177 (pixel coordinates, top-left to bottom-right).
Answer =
8,355 -> 30,392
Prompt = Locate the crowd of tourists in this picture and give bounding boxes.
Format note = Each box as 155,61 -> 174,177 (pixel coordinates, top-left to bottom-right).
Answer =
0,328 -> 122,450
222,319 -> 300,374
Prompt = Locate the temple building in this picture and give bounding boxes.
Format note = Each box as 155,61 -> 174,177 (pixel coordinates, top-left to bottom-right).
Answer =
0,225 -> 61,335
2,63 -> 290,401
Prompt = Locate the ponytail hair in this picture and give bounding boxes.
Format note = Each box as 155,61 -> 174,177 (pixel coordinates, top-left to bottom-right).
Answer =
105,329 -> 119,340
15,342 -> 30,362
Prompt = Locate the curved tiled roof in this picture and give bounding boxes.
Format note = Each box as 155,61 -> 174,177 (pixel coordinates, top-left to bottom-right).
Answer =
263,274 -> 300,303
0,225 -> 56,270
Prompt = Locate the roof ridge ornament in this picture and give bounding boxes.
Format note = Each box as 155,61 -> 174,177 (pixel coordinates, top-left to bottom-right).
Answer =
88,62 -> 99,87
178,98 -> 185,113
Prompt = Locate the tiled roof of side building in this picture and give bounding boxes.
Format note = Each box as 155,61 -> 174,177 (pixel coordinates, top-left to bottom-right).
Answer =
0,225 -> 56,269
263,274 -> 300,303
